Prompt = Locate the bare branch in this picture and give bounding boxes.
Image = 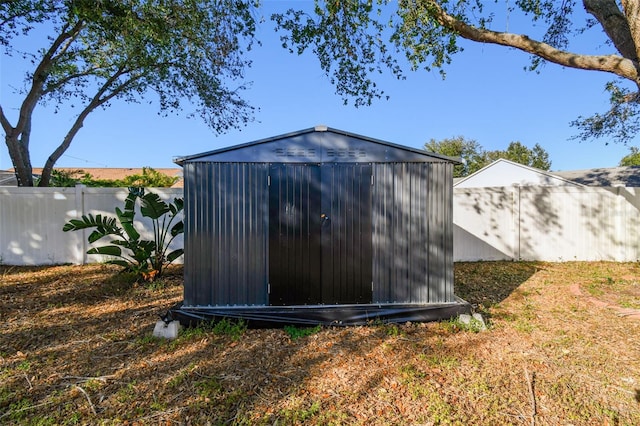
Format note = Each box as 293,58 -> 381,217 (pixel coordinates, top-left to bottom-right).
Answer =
42,65 -> 108,96
0,105 -> 11,134
39,70 -> 143,186
73,385 -> 97,415
14,20 -> 84,138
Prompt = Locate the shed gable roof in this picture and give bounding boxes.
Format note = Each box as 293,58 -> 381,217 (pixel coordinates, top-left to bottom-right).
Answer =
174,126 -> 460,165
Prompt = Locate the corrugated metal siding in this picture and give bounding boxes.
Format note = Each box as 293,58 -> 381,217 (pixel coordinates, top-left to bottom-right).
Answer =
183,162 -> 268,306
372,163 -> 453,303
182,157 -> 455,307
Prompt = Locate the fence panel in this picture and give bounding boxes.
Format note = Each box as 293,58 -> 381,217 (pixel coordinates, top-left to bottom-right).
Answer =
0,187 -> 82,265
454,186 -> 640,262
453,187 -> 517,261
0,186 -> 183,266
519,187 -> 619,261
2,186 -> 639,265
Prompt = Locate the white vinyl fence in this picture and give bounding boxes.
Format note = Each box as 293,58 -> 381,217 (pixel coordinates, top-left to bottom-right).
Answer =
454,186 -> 640,261
1,186 -> 639,265
0,186 -> 183,265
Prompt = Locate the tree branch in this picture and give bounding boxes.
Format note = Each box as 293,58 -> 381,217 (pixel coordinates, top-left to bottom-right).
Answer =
423,0 -> 640,83
42,66 -> 107,96
13,20 -> 84,139
39,70 -> 142,186
0,105 -> 11,134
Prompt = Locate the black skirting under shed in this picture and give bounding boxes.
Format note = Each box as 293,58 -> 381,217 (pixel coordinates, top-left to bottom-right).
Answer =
168,300 -> 472,328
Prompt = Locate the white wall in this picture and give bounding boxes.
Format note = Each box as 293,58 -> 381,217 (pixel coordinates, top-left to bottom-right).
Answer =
0,186 -> 183,265
2,186 -> 639,265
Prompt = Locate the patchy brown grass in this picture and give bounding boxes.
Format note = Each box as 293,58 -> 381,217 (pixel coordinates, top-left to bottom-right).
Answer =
1,262 -> 639,425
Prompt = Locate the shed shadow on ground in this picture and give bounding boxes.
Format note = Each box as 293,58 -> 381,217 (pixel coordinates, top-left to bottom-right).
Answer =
453,261 -> 540,309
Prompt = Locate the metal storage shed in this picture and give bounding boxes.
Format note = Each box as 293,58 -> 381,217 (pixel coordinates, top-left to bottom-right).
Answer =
171,126 -> 470,326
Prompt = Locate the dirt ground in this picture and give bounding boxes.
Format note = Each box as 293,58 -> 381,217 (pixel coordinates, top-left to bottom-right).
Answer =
1,261 -> 639,425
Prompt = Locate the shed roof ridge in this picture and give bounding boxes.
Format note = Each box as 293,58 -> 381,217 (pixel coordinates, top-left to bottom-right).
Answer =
174,126 -> 461,165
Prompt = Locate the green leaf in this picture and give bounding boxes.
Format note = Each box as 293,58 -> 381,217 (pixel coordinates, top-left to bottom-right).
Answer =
123,190 -> 140,214
63,214 -> 121,235
140,193 -> 170,219
88,229 -> 108,244
110,239 -> 142,252
166,249 -> 184,262
169,198 -> 184,215
87,245 -> 122,256
105,259 -> 132,268
128,187 -> 145,199
138,240 -> 156,252
115,206 -> 140,241
130,240 -> 156,263
170,221 -> 184,237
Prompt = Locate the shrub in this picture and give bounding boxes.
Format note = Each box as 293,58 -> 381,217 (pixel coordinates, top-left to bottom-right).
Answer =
62,187 -> 183,281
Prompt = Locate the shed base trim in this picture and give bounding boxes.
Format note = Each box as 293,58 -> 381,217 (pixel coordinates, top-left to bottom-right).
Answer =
168,299 -> 472,328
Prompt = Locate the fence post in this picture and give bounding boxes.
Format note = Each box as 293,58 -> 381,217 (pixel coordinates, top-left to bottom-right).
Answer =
513,186 -> 521,261
74,184 -> 87,264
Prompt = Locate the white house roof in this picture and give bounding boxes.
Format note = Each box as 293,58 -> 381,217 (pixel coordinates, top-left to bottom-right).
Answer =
454,159 -> 583,188
0,171 -> 18,186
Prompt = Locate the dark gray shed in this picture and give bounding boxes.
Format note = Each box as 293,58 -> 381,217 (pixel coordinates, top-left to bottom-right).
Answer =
171,126 -> 470,326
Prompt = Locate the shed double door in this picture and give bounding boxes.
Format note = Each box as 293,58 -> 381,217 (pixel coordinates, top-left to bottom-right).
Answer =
269,163 -> 372,305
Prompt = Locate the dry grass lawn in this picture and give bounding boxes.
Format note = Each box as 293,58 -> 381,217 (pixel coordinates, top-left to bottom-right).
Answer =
1,261 -> 639,425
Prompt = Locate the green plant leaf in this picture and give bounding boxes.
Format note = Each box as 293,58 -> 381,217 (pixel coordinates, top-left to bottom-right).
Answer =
128,187 -> 145,199
87,245 -> 122,256
130,240 -> 155,264
115,206 -> 140,241
140,193 -> 170,219
63,214 -> 123,244
170,221 -> 184,237
123,196 -> 136,215
137,240 -> 156,252
88,230 -> 108,244
169,198 -> 184,215
66,188 -> 184,281
166,249 -> 184,262
63,213 -> 120,233
106,259 -> 133,268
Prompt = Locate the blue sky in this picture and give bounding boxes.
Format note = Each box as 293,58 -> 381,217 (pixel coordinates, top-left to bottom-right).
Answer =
0,1 -> 636,172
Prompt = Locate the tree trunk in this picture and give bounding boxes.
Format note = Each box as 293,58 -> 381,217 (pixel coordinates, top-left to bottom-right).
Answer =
4,133 -> 34,187
584,0 -> 638,62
